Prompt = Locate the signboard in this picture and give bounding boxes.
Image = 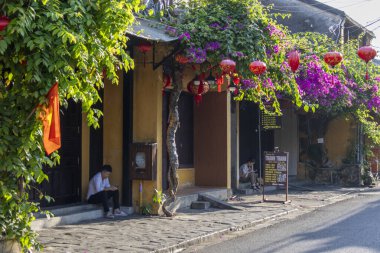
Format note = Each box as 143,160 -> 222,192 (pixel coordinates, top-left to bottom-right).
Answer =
262,151 -> 290,203
264,151 -> 288,186
260,111 -> 281,130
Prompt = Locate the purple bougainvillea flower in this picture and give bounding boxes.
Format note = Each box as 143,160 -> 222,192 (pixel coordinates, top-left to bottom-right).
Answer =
209,22 -> 220,29
186,47 -> 207,64
179,32 -> 191,41
241,79 -> 257,89
205,41 -> 221,51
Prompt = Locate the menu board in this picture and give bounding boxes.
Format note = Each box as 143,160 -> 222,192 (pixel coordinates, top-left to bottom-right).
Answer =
261,111 -> 281,130
264,151 -> 288,186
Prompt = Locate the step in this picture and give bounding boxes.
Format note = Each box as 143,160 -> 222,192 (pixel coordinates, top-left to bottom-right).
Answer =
32,205 -> 133,231
191,201 -> 211,210
235,188 -> 254,195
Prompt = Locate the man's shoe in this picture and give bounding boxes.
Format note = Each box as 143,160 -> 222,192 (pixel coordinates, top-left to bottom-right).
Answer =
114,209 -> 128,217
105,211 -> 114,219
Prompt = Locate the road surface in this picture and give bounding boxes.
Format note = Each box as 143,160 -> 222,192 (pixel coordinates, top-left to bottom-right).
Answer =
184,192 -> 380,253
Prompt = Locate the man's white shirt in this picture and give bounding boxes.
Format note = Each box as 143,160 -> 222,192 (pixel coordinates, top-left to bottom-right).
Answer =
87,172 -> 111,200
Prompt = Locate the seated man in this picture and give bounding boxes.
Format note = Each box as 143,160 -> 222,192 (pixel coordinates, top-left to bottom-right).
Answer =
239,158 -> 260,190
87,164 -> 126,218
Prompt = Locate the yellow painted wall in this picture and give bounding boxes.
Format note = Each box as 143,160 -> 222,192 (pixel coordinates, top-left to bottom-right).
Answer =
81,115 -> 90,201
103,71 -> 124,202
325,117 -> 354,167
178,168 -> 195,189
132,44 -> 164,213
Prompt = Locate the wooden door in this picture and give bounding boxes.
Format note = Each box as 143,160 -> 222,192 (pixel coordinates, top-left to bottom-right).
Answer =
37,101 -> 82,207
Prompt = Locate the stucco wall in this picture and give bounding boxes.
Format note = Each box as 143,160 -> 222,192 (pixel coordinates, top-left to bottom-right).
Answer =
132,44 -> 164,212
274,109 -> 299,176
103,72 -> 124,201
178,168 -> 195,189
325,117 -> 354,167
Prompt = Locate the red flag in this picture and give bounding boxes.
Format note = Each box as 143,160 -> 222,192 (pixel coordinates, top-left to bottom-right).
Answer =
40,83 -> 61,155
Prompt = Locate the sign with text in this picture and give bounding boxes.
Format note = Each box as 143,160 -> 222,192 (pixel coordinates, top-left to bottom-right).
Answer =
261,111 -> 282,130
263,151 -> 288,186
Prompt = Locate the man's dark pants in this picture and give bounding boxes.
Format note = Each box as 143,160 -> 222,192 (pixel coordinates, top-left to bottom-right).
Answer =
88,190 -> 120,212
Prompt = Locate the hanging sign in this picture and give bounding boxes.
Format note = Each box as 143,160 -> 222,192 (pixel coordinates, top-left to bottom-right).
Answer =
261,110 -> 282,130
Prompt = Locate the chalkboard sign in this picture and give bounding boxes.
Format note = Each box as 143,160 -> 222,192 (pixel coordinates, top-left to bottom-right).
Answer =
263,151 -> 288,186
261,111 -> 281,130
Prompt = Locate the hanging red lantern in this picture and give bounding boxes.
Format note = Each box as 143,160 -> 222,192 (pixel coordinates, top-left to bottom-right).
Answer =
324,51 -> 343,85
249,60 -> 266,75
0,16 -> 10,32
137,41 -> 153,67
187,75 -> 209,104
358,46 -> 377,80
175,54 -> 189,64
220,59 -> 236,74
323,51 -> 343,67
288,50 -> 300,73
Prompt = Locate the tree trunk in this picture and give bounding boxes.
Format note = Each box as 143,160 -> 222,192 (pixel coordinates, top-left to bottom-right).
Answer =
162,64 -> 183,217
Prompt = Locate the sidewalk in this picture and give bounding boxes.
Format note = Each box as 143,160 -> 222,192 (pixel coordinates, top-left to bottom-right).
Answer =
37,184 -> 374,253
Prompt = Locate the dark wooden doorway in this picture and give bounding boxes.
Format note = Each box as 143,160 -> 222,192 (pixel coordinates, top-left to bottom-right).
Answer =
37,101 -> 82,207
239,101 -> 274,174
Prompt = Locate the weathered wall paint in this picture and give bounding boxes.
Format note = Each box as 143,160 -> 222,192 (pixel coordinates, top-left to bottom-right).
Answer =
178,168 -> 195,189
274,108 -> 299,176
325,117 -> 354,167
103,72 -> 124,202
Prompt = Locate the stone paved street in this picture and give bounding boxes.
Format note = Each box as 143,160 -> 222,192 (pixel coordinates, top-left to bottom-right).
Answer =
37,185 -> 370,253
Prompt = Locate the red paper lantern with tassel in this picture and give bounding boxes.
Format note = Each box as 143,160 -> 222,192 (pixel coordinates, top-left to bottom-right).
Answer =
0,16 -> 10,32
288,50 -> 300,73
358,46 -> 377,80
323,51 -> 343,67
249,60 -> 266,75
220,59 -> 236,74
137,41 -> 153,67
324,51 -> 343,85
187,75 -> 209,104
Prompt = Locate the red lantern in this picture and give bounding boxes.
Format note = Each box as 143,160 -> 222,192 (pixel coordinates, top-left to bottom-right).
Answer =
220,59 -> 236,74
358,46 -> 377,80
187,76 -> 209,104
249,60 -> 266,75
137,41 -> 153,67
324,51 -> 343,85
0,16 -> 10,32
288,50 -> 300,73
323,51 -> 343,67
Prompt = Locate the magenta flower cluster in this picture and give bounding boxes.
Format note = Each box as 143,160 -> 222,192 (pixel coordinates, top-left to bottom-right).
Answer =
266,24 -> 285,38
295,55 -> 353,108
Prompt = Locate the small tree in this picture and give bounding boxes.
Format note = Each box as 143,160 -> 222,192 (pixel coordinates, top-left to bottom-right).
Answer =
159,0 -> 301,216
0,0 -> 140,250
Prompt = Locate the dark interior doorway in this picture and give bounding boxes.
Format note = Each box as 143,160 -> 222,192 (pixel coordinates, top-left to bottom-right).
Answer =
36,100 -> 82,207
239,101 -> 274,174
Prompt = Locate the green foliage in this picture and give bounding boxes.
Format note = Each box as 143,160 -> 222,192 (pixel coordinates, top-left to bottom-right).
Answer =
164,0 -> 301,114
0,0 -> 140,250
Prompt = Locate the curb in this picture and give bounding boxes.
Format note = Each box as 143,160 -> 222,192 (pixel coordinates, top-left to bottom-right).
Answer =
154,190 -> 358,253
154,209 -> 299,253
